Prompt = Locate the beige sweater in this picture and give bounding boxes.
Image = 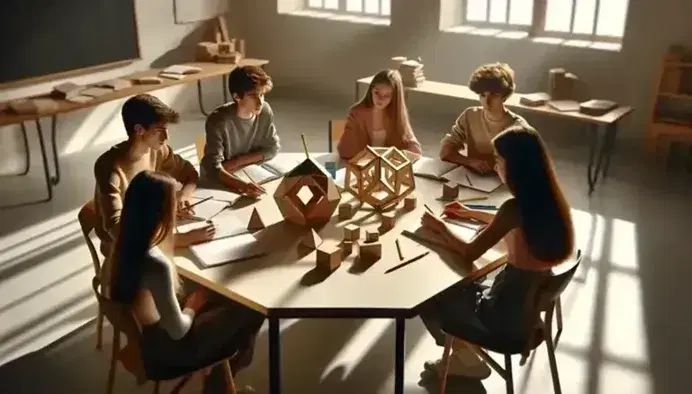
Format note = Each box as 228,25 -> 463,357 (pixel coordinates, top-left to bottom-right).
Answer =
93,142 -> 198,257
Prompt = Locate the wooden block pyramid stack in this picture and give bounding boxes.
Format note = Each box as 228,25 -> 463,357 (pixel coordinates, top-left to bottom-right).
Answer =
398,58 -> 425,87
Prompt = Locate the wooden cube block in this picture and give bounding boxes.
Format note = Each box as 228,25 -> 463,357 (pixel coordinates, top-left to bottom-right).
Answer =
338,202 -> 355,220
442,181 -> 459,200
359,242 -> 382,263
365,229 -> 379,243
341,241 -> 353,257
381,211 -> 396,230
316,244 -> 342,271
344,224 -> 360,241
404,196 -> 417,211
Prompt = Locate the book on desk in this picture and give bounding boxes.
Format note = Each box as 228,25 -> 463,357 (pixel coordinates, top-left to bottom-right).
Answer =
412,157 -> 503,193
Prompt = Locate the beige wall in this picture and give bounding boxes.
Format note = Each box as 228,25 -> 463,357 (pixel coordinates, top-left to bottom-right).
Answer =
228,0 -> 692,147
0,0 -> 218,175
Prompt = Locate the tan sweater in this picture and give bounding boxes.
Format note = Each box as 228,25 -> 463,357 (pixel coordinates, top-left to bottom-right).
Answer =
441,107 -> 529,158
337,104 -> 422,160
93,142 -> 198,257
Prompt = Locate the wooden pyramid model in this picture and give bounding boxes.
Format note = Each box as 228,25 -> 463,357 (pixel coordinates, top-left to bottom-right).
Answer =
273,135 -> 341,228
301,228 -> 323,249
344,146 -> 415,211
247,207 -> 265,232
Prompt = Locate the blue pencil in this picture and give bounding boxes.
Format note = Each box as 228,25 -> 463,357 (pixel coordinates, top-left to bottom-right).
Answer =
466,204 -> 498,210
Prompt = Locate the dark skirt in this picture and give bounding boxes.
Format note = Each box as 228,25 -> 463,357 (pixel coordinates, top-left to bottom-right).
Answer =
420,264 -> 541,353
140,301 -> 264,380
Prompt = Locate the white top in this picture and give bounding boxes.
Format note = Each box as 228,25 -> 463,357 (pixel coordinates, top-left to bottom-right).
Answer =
174,153 -> 511,315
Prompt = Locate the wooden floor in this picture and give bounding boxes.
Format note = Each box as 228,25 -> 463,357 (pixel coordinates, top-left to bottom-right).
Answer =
1,95 -> 691,394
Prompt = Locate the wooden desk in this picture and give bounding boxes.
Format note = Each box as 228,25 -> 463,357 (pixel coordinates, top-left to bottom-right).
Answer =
175,153 -> 508,394
356,76 -> 634,195
0,59 -> 268,207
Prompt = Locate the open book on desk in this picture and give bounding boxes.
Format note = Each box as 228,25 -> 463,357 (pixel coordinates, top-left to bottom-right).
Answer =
441,166 -> 503,193
176,213 -> 250,241
233,156 -> 304,185
193,188 -> 242,206
412,157 -> 459,180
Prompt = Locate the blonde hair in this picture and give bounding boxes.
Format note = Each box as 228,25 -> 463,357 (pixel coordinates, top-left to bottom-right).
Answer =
353,69 -> 415,144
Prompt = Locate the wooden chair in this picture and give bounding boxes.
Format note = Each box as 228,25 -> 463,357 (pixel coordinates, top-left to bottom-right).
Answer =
328,120 -> 346,153
439,250 -> 583,394
195,135 -> 206,162
91,276 -> 239,394
78,200 -> 106,349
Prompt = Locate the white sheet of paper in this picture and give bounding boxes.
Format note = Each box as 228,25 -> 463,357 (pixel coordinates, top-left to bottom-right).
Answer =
193,188 -> 241,205
189,233 -> 264,268
188,198 -> 229,220
177,213 -> 248,241
441,166 -> 503,193
412,157 -> 458,179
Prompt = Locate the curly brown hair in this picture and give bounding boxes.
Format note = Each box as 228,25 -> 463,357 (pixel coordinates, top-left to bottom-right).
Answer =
227,65 -> 273,101
121,94 -> 180,137
468,62 -> 516,100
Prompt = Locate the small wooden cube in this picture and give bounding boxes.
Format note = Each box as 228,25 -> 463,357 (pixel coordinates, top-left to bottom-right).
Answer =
442,181 -> 459,200
359,242 -> 382,263
341,241 -> 353,257
344,224 -> 360,241
404,196 -> 417,211
338,203 -> 355,220
381,211 -> 396,230
316,244 -> 342,271
365,229 -> 379,243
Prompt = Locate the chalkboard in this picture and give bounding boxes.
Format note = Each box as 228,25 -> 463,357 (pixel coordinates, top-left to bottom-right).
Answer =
0,0 -> 140,87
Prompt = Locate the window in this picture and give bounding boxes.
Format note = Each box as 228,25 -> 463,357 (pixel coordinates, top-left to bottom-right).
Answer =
307,0 -> 391,18
459,0 -> 629,42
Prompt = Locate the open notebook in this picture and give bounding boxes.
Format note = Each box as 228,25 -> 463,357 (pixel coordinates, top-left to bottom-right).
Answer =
189,233 -> 265,268
440,166 -> 503,193
412,157 -> 459,180
193,188 -> 242,206
176,212 -> 249,241
233,156 -> 304,185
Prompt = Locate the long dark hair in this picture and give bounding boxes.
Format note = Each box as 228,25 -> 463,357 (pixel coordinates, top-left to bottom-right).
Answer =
493,126 -> 574,264
110,171 -> 178,305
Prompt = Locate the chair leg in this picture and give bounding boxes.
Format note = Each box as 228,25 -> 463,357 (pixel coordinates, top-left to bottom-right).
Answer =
106,330 -> 120,394
96,308 -> 104,350
545,333 -> 563,394
504,354 -> 514,394
554,297 -> 563,347
222,360 -> 237,394
439,335 -> 453,393
153,381 -> 160,394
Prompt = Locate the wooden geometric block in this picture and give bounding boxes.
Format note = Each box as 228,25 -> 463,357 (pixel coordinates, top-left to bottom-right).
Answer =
341,241 -> 353,257
404,196 -> 417,211
338,202 -> 355,220
381,211 -> 396,230
247,207 -> 265,232
359,242 -> 382,263
344,224 -> 360,241
316,244 -> 342,271
442,181 -> 459,200
301,229 -> 323,249
365,229 -> 379,243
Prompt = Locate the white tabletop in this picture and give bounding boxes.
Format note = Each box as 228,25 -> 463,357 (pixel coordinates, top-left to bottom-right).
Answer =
175,153 -> 511,317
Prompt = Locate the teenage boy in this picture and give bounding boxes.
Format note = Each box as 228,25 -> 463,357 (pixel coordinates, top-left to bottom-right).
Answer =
439,62 -> 531,174
201,65 -> 280,197
93,94 -> 214,262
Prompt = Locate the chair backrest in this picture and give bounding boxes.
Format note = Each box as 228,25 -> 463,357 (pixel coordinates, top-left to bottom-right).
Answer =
195,135 -> 206,162
91,276 -> 147,382
78,200 -> 102,277
328,120 -> 346,153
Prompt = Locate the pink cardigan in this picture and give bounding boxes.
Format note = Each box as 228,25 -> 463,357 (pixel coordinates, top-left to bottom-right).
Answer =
337,104 -> 423,160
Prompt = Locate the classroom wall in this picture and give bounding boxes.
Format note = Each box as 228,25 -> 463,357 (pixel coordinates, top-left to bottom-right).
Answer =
0,0 -> 220,176
227,0 -> 692,149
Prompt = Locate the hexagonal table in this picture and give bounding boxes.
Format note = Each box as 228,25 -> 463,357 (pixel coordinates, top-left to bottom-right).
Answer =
175,153 -> 508,394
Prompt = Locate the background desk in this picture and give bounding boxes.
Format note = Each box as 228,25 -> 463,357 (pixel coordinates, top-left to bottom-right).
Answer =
356,76 -> 634,195
175,155 -> 508,394
0,59 -> 268,207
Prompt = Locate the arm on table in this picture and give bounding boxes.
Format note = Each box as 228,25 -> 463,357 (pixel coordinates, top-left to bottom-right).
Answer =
159,144 -> 199,201
337,108 -> 368,160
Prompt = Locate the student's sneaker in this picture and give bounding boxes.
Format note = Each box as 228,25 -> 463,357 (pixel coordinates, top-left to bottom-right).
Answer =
423,348 -> 491,380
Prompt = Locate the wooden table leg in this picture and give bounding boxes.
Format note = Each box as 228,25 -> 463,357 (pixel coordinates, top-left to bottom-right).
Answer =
587,122 -> 618,195
268,317 -> 281,394
394,317 -> 405,394
197,80 -> 210,116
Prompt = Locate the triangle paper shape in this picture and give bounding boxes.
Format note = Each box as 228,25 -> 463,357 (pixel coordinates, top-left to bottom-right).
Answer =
247,207 -> 265,231
301,228 -> 323,249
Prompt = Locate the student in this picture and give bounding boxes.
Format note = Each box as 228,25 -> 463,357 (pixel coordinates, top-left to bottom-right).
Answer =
337,69 -> 422,160
418,125 -> 574,379
109,171 -> 264,391
439,62 -> 530,174
94,94 -> 215,287
201,65 -> 280,197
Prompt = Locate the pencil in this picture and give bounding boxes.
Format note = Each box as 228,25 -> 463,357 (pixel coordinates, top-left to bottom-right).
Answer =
185,196 -> 212,210
465,174 -> 473,186
242,169 -> 266,194
384,251 -> 431,274
459,196 -> 488,203
424,204 -> 435,215
395,239 -> 404,261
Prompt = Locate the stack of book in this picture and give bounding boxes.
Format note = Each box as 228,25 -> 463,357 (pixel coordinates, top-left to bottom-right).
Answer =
399,59 -> 425,87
